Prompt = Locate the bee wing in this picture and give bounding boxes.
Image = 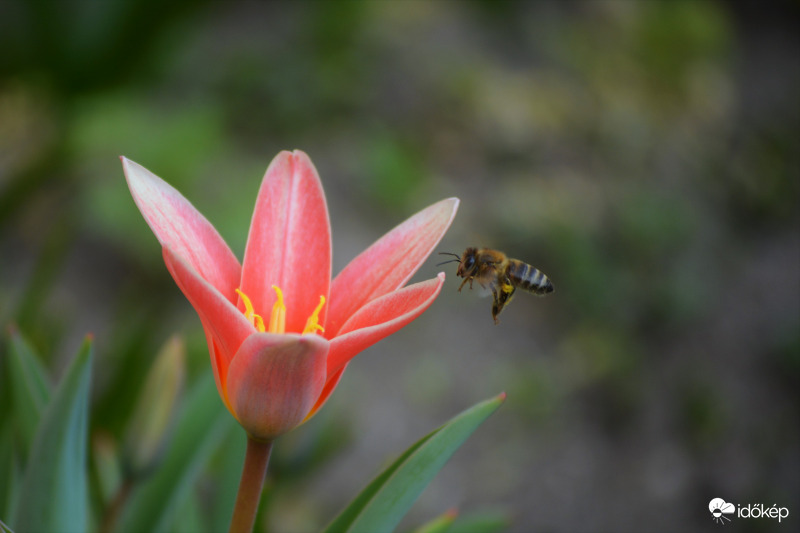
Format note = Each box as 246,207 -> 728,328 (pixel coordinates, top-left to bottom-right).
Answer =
475,284 -> 494,298
468,263 -> 498,297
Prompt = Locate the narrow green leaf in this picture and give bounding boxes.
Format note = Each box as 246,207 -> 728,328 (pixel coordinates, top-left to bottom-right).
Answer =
324,431 -> 436,532
122,334 -> 186,476
171,491 -> 205,533
116,371 -> 235,533
207,428 -> 246,533
0,425 -> 19,521
0,518 -> 16,533
448,511 -> 510,533
7,327 -> 52,451
413,508 -> 458,533
13,336 -> 92,533
325,393 -> 506,533
92,432 -> 123,506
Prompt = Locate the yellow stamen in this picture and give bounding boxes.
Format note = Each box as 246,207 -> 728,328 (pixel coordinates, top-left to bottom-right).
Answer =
236,288 -> 265,332
303,295 -> 326,334
269,285 -> 286,334
237,286 -> 326,336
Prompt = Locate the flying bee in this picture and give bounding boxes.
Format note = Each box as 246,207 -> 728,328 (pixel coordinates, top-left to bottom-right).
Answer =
438,247 -> 554,324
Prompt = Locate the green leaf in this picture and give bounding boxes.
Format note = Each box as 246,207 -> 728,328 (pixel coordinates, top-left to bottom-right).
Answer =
207,429 -> 246,533
413,508 -> 458,533
325,393 -> 506,533
6,327 -> 52,452
115,371 -> 235,533
122,335 -> 186,476
171,491 -> 205,533
0,425 -> 19,521
449,511 -> 510,533
13,336 -> 93,533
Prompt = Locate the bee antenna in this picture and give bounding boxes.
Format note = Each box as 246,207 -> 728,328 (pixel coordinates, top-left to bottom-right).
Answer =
436,252 -> 462,267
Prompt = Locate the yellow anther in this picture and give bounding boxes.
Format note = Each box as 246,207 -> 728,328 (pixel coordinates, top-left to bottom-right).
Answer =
236,288 -> 265,332
303,295 -> 326,335
237,286 -> 324,336
269,285 -> 286,334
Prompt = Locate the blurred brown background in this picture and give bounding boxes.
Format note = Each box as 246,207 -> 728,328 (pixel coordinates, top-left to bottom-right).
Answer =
1,1 -> 798,531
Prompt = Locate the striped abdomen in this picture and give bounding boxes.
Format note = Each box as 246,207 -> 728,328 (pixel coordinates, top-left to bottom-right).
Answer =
506,260 -> 554,295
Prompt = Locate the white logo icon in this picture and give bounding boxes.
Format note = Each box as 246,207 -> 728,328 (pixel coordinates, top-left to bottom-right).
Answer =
709,498 -> 735,524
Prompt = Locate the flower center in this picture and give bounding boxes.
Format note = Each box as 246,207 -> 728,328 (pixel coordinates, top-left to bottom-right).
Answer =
235,287 -> 325,335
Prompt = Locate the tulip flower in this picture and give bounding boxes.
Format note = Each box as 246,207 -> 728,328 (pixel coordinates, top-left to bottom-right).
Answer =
122,150 -> 458,532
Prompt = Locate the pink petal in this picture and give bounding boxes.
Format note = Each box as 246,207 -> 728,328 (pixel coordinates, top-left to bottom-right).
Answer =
326,273 -> 445,375
122,157 -> 241,301
226,333 -> 329,441
304,364 -> 347,421
163,246 -> 253,375
199,317 -> 228,412
327,198 -> 458,336
240,151 -> 332,334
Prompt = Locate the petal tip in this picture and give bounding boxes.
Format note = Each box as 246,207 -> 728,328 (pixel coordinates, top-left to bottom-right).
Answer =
431,197 -> 460,227
288,149 -> 318,176
447,197 -> 460,217
121,156 -> 152,188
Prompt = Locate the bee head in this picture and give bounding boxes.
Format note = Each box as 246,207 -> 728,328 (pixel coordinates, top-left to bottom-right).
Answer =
458,247 -> 478,276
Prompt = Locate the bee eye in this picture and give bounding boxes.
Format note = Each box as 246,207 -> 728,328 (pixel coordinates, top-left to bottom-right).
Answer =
466,257 -> 475,269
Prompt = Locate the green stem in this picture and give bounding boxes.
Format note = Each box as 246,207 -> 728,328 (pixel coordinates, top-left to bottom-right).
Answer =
229,436 -> 273,533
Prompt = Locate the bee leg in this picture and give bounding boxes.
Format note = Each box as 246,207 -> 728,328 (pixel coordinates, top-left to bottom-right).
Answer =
458,277 -> 471,292
492,286 -> 515,325
458,277 -> 476,292
490,285 -> 501,324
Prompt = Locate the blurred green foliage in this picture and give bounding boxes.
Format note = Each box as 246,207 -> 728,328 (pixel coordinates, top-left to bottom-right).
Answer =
1,1 -> 798,531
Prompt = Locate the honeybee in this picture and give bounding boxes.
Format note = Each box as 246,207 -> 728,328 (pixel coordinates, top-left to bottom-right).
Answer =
438,247 -> 554,324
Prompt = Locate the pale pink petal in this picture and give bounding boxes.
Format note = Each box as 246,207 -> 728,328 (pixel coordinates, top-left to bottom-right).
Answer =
327,198 -> 458,336
226,333 -> 329,440
163,247 -> 253,373
240,150 -> 332,334
122,157 -> 241,301
326,273 -> 445,375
